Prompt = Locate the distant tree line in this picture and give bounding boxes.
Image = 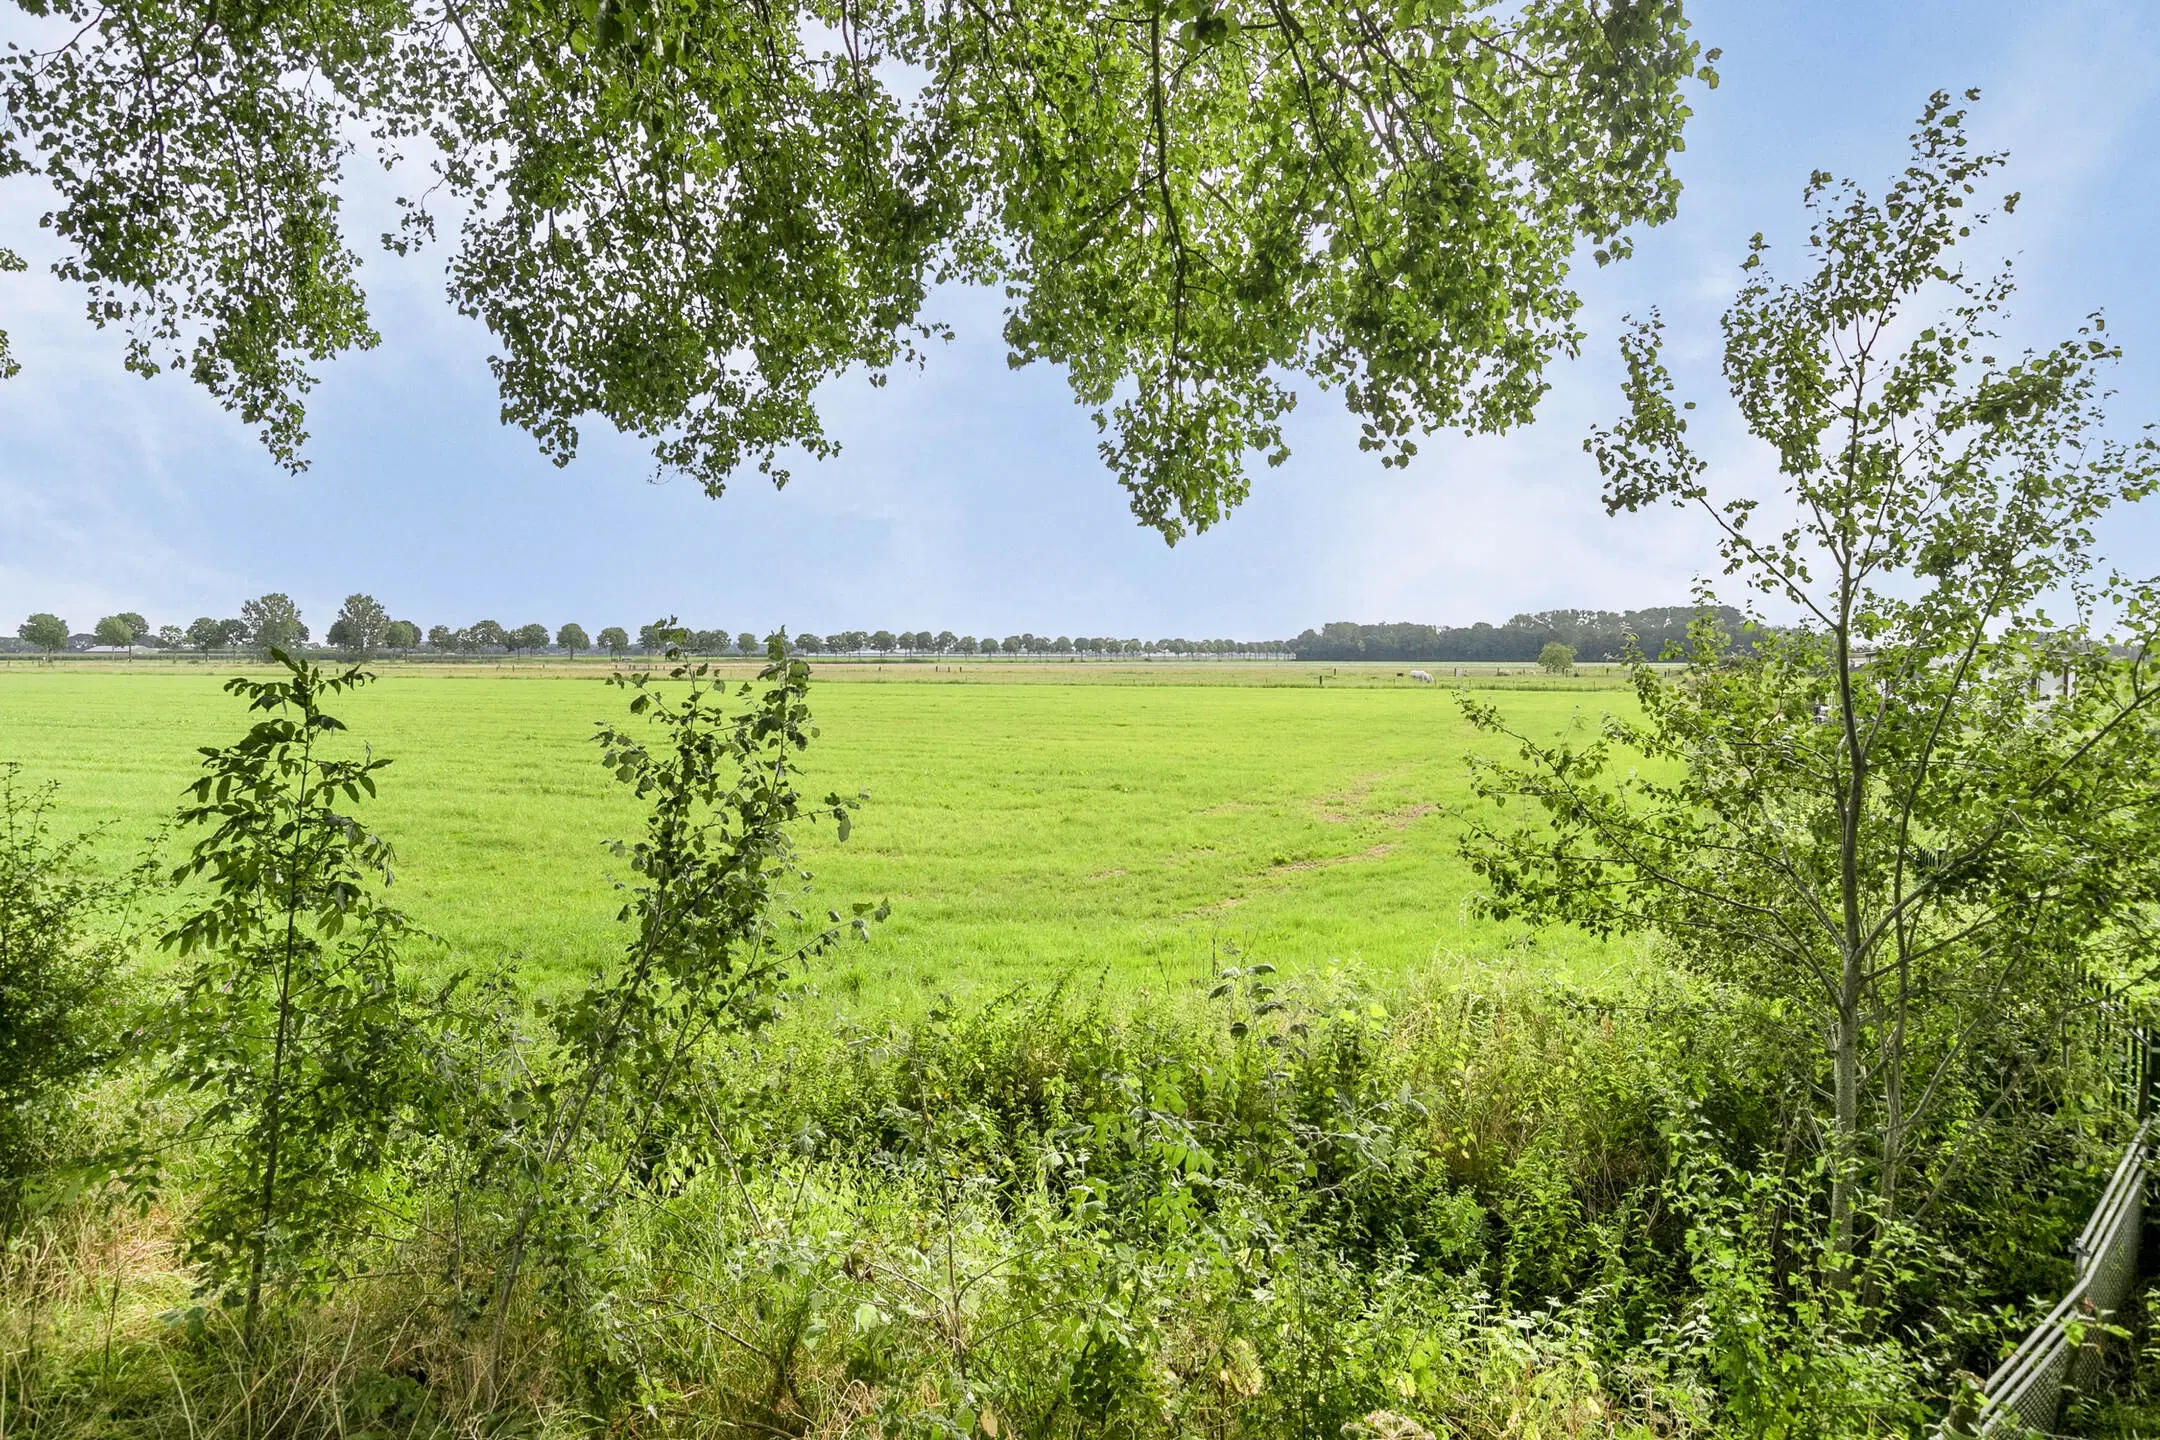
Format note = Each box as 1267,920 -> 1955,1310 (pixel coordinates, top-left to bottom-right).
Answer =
789,631 -> 1287,657
1288,607 -> 1760,663
10,600 -> 1292,661
13,597 -> 1765,666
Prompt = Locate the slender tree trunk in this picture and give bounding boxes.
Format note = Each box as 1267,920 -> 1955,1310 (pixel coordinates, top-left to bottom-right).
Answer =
244,731 -> 313,1347
1830,969 -> 1862,1263
245,931 -> 299,1346
1829,567 -> 1869,1272
1880,939 -> 1908,1227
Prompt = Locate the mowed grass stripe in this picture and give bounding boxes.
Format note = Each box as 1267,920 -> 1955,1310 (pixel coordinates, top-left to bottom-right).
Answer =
0,669 -> 1646,1008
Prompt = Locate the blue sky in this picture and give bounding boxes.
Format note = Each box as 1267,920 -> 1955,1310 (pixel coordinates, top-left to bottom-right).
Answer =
3,1 -> 2157,642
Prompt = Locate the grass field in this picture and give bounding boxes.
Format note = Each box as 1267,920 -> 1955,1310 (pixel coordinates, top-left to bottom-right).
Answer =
0,660 -> 1649,1010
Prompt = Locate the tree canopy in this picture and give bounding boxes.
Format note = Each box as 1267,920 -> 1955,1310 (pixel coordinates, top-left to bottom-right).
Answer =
16,613 -> 67,653
1291,607 -> 1750,663
328,594 -> 392,659
239,594 -> 308,659
0,0 -> 1714,539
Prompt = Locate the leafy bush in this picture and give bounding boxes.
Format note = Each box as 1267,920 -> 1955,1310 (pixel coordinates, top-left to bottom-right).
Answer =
0,765 -> 139,1203
464,631 -> 881,1394
158,653 -> 430,1340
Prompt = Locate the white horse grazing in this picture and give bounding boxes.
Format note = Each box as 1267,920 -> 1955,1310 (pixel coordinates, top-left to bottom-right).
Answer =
1407,669 -> 1434,684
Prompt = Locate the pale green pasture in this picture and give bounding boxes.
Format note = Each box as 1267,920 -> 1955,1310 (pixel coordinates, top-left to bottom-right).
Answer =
0,667 -> 1644,1009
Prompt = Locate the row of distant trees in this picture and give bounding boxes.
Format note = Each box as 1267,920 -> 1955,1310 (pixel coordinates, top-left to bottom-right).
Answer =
14,599 -> 1759,665
11,598 -> 1293,661
16,599 -> 1770,667
15,595 -> 361,658
1289,607 -> 1760,664
11,597 -> 616,660
786,630 -> 1285,657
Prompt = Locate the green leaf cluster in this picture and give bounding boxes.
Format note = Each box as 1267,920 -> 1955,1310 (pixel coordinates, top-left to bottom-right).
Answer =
1,0 -> 1714,537
475,627 -> 882,1380
159,653 -> 429,1340
0,765 -> 138,1195
1463,92 -> 2160,1271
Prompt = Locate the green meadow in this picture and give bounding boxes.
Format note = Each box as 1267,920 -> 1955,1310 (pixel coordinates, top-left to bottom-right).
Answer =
0,662 -> 1646,1008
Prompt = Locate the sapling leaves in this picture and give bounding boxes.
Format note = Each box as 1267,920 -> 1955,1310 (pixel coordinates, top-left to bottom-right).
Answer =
1465,93 -> 2160,1274
158,650 -> 426,1343
0,765 -> 144,1199
483,626 -> 881,1376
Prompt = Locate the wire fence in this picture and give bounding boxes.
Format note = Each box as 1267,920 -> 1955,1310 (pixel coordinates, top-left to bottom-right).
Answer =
1946,999 -> 2154,1437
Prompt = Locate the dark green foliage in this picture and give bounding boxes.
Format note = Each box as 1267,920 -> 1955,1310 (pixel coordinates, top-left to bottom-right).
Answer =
17,613 -> 68,654
159,652 -> 425,1340
0,767 -> 136,1194
237,593 -> 307,659
327,594 -> 389,659
1291,606 -> 1755,663
0,938 -> 2128,1435
518,971 -> 2110,1434
92,615 -> 137,651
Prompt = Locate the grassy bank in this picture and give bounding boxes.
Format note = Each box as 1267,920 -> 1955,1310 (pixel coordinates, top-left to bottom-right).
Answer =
0,966 -> 2117,1439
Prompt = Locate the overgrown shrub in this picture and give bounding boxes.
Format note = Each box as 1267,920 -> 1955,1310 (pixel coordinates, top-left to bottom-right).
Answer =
462,630 -> 880,1398
158,653 -> 431,1342
0,764 -> 141,1209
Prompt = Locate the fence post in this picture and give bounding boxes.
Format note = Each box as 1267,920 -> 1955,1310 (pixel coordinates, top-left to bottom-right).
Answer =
2141,1020 -> 2155,1122
1940,1375 -> 1983,1439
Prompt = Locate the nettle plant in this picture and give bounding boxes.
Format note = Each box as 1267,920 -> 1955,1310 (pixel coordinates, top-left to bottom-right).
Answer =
161,654 -> 425,1343
1461,93 -> 2160,1276
485,627 -> 882,1384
